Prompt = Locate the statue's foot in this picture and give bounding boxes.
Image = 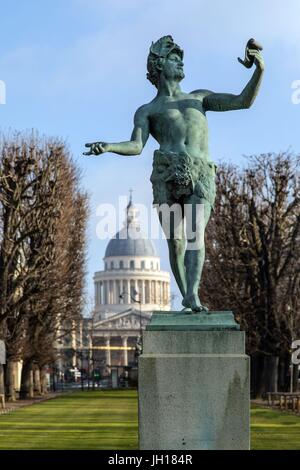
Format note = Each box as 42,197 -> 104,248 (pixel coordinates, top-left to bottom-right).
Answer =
182,294 -> 209,313
181,307 -> 193,314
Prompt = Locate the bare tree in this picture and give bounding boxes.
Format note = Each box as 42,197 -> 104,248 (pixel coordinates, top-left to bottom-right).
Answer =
202,152 -> 300,397
0,133 -> 88,399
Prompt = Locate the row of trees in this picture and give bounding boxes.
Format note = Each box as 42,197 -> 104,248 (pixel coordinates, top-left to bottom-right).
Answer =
202,152 -> 300,397
0,132 -> 88,400
0,134 -> 298,400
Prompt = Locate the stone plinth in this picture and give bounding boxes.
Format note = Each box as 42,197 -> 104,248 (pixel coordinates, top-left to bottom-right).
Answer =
138,311 -> 250,450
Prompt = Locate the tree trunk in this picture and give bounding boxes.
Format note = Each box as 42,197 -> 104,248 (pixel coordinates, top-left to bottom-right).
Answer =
0,365 -> 4,395
293,364 -> 299,392
40,367 -> 48,395
20,360 -> 34,399
278,355 -> 290,391
278,356 -> 287,391
34,367 -> 42,395
253,355 -> 279,398
5,360 -> 17,402
261,356 -> 279,396
250,354 -> 265,398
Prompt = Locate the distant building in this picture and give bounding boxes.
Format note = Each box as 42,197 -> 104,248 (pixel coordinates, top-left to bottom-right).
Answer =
92,195 -> 170,376
56,195 -> 171,380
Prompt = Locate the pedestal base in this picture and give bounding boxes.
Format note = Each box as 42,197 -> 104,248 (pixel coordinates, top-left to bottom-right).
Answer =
138,312 -> 250,450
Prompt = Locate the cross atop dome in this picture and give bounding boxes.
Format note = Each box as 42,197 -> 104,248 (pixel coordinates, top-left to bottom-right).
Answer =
125,189 -> 140,229
129,188 -> 134,204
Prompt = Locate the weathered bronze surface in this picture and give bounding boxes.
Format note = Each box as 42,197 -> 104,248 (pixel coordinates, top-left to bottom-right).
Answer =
84,36 -> 264,313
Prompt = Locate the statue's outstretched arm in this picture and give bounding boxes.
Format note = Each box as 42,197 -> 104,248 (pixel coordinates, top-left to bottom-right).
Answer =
202,48 -> 264,113
84,105 -> 149,156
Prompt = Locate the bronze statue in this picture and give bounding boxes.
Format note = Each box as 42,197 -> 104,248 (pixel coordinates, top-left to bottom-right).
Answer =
84,36 -> 264,313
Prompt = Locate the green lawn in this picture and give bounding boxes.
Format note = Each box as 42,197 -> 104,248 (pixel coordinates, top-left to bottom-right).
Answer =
251,404 -> 300,450
0,391 -> 138,450
0,391 -> 299,450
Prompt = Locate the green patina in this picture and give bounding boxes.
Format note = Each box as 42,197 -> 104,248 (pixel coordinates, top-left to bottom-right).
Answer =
84,35 -> 264,314
147,311 -> 240,331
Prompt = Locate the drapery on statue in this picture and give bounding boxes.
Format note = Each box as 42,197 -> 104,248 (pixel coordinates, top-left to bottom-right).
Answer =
84,36 -> 264,313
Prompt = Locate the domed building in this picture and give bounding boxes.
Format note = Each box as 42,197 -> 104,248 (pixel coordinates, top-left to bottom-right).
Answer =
91,195 -> 171,376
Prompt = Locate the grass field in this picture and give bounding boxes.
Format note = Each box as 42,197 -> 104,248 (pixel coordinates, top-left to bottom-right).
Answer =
251,404 -> 300,450
0,391 -> 299,450
0,391 -> 138,450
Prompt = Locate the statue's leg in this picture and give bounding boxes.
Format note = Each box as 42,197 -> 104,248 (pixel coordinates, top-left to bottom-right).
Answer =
182,196 -> 211,312
156,204 -> 187,298
166,238 -> 187,299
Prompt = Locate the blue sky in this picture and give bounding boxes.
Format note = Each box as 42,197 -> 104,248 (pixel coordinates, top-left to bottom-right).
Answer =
0,0 -> 300,310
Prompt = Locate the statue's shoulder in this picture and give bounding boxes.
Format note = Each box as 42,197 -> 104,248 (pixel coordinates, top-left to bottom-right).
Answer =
135,102 -> 152,118
189,89 -> 214,99
134,102 -> 153,124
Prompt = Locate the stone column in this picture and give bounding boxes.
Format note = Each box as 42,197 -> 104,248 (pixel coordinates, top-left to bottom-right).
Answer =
105,337 -> 111,367
158,282 -> 161,305
116,280 -> 120,304
129,280 -> 132,300
110,280 -> 114,304
103,281 -> 107,304
106,281 -> 110,304
106,281 -> 109,304
107,281 -> 111,304
102,281 -> 105,304
142,280 -> 146,304
120,279 -> 124,302
134,280 -> 138,301
126,280 -> 131,303
99,282 -> 102,304
122,337 -> 128,366
113,280 -> 117,304
155,281 -> 158,305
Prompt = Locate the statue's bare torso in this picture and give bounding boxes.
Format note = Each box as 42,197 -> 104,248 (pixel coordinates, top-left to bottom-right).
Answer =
145,91 -> 210,162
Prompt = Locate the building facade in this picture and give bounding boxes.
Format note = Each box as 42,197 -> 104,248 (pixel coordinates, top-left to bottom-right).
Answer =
91,197 -> 171,377
56,196 -> 171,381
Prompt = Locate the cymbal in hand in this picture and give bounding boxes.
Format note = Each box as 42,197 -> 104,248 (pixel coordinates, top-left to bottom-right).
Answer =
238,38 -> 263,69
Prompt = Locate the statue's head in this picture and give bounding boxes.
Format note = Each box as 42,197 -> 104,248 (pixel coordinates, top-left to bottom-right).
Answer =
147,35 -> 184,88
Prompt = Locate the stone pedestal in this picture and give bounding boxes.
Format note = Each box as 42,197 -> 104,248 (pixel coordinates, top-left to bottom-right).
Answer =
138,312 -> 250,450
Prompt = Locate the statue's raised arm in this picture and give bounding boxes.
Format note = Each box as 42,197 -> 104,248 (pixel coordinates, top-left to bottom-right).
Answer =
201,38 -> 264,112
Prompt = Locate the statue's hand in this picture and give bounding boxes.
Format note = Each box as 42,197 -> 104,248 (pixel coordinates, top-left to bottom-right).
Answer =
248,49 -> 264,72
238,38 -> 264,70
83,142 -> 109,156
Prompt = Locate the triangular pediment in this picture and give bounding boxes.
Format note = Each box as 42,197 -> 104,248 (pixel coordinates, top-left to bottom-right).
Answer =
93,308 -> 151,331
